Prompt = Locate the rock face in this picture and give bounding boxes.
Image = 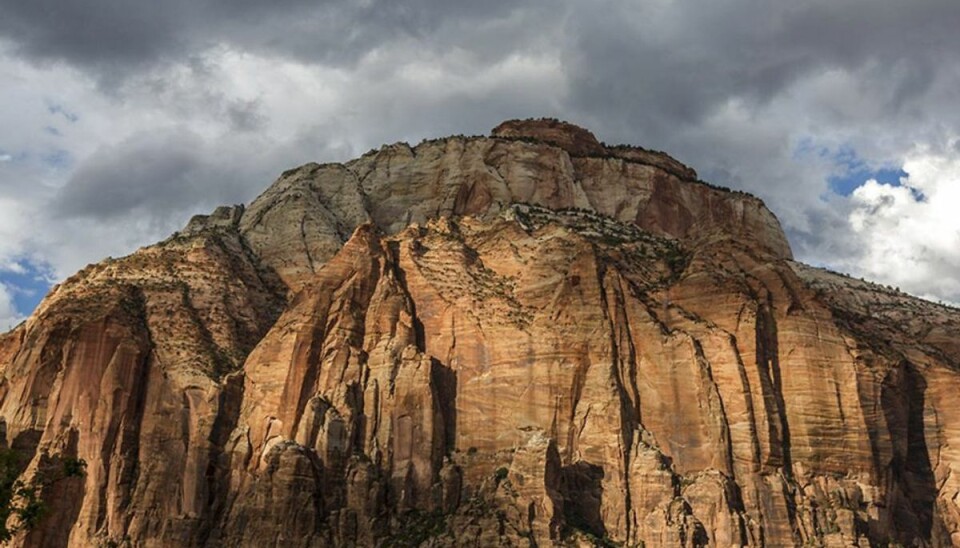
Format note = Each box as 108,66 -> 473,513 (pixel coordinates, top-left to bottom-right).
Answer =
1,119 -> 959,547
241,118 -> 790,291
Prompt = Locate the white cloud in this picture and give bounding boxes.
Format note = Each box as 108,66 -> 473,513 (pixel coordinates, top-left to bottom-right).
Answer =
0,42 -> 569,283
0,261 -> 26,274
0,282 -> 23,332
841,143 -> 960,302
2,1 -> 960,312
0,197 -> 31,262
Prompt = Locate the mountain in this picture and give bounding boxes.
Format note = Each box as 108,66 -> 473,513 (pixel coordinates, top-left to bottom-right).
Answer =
2,119 -> 959,547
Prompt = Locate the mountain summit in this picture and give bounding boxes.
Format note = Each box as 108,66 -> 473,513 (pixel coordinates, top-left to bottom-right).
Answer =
2,119 -> 959,546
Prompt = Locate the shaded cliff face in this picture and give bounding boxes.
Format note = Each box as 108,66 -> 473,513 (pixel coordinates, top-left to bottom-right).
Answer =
1,119 -> 959,547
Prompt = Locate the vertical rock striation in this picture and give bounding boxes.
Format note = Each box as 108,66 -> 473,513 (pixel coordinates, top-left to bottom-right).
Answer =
1,119 -> 959,546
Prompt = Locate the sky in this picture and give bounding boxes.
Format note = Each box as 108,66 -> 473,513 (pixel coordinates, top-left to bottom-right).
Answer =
1,0 -> 960,330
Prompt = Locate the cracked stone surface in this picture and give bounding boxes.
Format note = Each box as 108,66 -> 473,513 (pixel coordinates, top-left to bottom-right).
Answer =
1,119 -> 959,547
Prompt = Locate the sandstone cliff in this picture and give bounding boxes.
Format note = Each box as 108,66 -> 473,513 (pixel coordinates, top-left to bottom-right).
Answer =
1,119 -> 958,547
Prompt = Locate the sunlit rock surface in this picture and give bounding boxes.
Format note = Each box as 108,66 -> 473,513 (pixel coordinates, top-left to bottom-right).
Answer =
2,119 -> 958,547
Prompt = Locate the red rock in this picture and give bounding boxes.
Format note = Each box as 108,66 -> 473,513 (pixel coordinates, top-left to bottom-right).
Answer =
1,120 -> 958,547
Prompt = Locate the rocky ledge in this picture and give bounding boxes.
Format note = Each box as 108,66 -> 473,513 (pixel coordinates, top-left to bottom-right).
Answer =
1,120 -> 958,547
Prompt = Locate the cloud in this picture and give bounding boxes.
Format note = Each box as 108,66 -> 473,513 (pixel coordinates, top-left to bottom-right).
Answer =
0,262 -> 26,275
840,145 -> 960,303
1,0 -> 960,314
0,282 -> 23,332
0,38 -> 568,282
0,0 -> 552,84
54,130 -> 217,220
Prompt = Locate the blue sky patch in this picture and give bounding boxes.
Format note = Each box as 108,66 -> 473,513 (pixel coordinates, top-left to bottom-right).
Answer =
1,260 -> 54,318
826,145 -> 909,196
796,140 -> 911,198
829,166 -> 910,197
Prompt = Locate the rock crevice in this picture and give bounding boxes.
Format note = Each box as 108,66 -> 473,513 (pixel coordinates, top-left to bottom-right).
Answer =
1,120 -> 958,547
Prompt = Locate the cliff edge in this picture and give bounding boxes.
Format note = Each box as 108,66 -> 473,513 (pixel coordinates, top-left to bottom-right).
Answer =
1,120 -> 957,547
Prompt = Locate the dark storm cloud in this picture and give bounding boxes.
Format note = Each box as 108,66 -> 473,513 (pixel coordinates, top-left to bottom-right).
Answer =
784,200 -> 860,266
6,0 -> 959,210
226,99 -> 267,132
563,0 -> 960,147
50,125 -> 353,226
4,0 -> 960,307
0,0 -> 187,70
4,0 -> 958,154
53,131 -> 217,219
0,0 -> 546,81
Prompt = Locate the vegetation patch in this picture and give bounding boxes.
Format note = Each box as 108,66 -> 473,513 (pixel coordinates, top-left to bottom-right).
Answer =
0,448 -> 87,542
383,509 -> 450,547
